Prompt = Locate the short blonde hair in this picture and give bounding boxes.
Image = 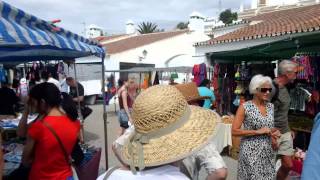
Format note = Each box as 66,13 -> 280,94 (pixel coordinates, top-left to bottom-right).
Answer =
249,74 -> 273,94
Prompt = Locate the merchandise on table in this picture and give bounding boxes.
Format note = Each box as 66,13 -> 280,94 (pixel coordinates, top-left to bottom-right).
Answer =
0,113 -> 38,129
2,142 -> 24,176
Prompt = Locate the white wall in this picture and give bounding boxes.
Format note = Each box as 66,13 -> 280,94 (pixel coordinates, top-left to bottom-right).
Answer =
251,0 -> 258,9
105,31 -> 211,83
267,0 -> 298,6
107,32 -> 210,68
86,28 -> 103,39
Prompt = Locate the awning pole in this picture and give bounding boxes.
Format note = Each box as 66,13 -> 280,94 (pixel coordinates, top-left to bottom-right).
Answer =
139,72 -> 141,92
113,72 -> 116,113
101,56 -> 109,170
73,62 -> 85,143
23,63 -> 27,78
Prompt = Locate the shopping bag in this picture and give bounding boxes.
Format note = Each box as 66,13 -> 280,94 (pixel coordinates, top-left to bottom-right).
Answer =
76,148 -> 101,180
80,106 -> 92,119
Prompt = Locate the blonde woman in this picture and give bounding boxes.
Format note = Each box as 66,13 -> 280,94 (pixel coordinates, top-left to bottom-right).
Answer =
232,74 -> 280,180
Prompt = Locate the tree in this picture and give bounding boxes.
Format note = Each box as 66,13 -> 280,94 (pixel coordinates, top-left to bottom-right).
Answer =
137,22 -> 158,34
219,9 -> 238,24
176,22 -> 189,30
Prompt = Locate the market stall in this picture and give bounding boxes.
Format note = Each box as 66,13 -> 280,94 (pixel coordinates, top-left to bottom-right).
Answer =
0,1 -> 106,178
196,10 -> 320,176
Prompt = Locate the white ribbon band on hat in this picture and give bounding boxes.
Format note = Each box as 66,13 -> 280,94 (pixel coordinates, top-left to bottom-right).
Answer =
128,106 -> 192,173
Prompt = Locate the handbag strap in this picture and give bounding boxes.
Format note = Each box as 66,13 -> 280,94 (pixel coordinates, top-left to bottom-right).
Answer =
41,120 -> 72,165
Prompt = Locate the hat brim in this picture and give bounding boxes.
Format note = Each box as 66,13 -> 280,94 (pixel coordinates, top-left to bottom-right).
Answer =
187,96 -> 211,103
120,105 -> 217,167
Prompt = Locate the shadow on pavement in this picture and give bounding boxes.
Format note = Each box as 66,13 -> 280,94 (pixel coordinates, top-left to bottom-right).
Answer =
84,130 -> 100,141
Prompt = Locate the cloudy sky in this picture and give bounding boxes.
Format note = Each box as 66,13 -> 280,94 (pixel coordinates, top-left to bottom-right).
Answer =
7,0 -> 252,35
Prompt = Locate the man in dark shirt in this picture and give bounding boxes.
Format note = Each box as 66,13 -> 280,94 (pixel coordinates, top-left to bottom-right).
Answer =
272,60 -> 298,180
0,82 -> 19,115
66,77 -> 84,105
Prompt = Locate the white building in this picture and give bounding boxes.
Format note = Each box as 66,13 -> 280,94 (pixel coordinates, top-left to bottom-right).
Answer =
86,24 -> 104,39
76,13 -> 214,98
239,0 -> 319,19
195,11 -> 240,37
79,15 -> 210,84
101,29 -> 210,83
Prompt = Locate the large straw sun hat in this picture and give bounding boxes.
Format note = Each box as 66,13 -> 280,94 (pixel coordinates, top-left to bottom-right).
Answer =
120,85 -> 217,171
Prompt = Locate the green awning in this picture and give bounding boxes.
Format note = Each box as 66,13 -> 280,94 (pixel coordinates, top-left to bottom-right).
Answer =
209,32 -> 320,62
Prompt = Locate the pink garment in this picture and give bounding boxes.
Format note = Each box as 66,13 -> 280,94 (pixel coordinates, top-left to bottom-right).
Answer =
295,56 -> 313,81
192,64 -> 201,86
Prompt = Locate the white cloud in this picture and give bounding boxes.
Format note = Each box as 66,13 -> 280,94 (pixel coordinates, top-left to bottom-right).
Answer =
6,0 -> 249,35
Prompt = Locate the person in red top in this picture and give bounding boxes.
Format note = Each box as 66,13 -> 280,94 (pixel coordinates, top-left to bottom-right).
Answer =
21,82 -> 80,180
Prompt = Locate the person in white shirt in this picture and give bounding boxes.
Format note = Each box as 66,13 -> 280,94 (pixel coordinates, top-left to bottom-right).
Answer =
98,85 -> 218,180
59,74 -> 69,93
41,71 -> 61,91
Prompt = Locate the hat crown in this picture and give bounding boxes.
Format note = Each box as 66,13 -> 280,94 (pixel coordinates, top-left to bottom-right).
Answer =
132,85 -> 188,134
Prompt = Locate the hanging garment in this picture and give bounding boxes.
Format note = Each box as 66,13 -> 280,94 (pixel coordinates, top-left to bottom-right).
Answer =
295,56 -> 313,81
289,87 -> 311,111
8,69 -> 14,84
151,71 -> 156,85
192,64 -> 201,86
57,62 -> 65,75
199,63 -> 207,84
141,73 -> 150,89
240,62 -> 250,81
18,78 -> 28,98
0,67 -> 6,83
152,72 -> 160,85
212,64 -> 219,90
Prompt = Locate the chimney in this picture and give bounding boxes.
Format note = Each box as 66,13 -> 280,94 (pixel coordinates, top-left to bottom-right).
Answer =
126,20 -> 136,34
240,3 -> 244,12
251,0 -> 258,9
188,11 -> 205,33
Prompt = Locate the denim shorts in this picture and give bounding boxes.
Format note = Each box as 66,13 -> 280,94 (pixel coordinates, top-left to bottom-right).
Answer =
118,109 -> 132,129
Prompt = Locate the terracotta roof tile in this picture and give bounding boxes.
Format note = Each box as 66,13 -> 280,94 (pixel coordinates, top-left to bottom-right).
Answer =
104,30 -> 188,54
94,34 -> 128,42
198,4 -> 320,46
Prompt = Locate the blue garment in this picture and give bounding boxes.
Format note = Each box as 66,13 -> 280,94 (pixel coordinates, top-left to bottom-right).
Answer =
301,113 -> 320,180
0,68 -> 6,83
198,87 -> 215,109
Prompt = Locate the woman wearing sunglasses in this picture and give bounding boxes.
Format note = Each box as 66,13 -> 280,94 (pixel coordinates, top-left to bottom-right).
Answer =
232,74 -> 280,180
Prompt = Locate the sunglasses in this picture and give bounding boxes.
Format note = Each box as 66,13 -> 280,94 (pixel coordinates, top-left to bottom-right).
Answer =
257,88 -> 272,93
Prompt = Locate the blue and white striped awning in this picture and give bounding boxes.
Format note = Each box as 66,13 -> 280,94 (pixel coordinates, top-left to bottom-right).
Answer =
0,1 -> 105,62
